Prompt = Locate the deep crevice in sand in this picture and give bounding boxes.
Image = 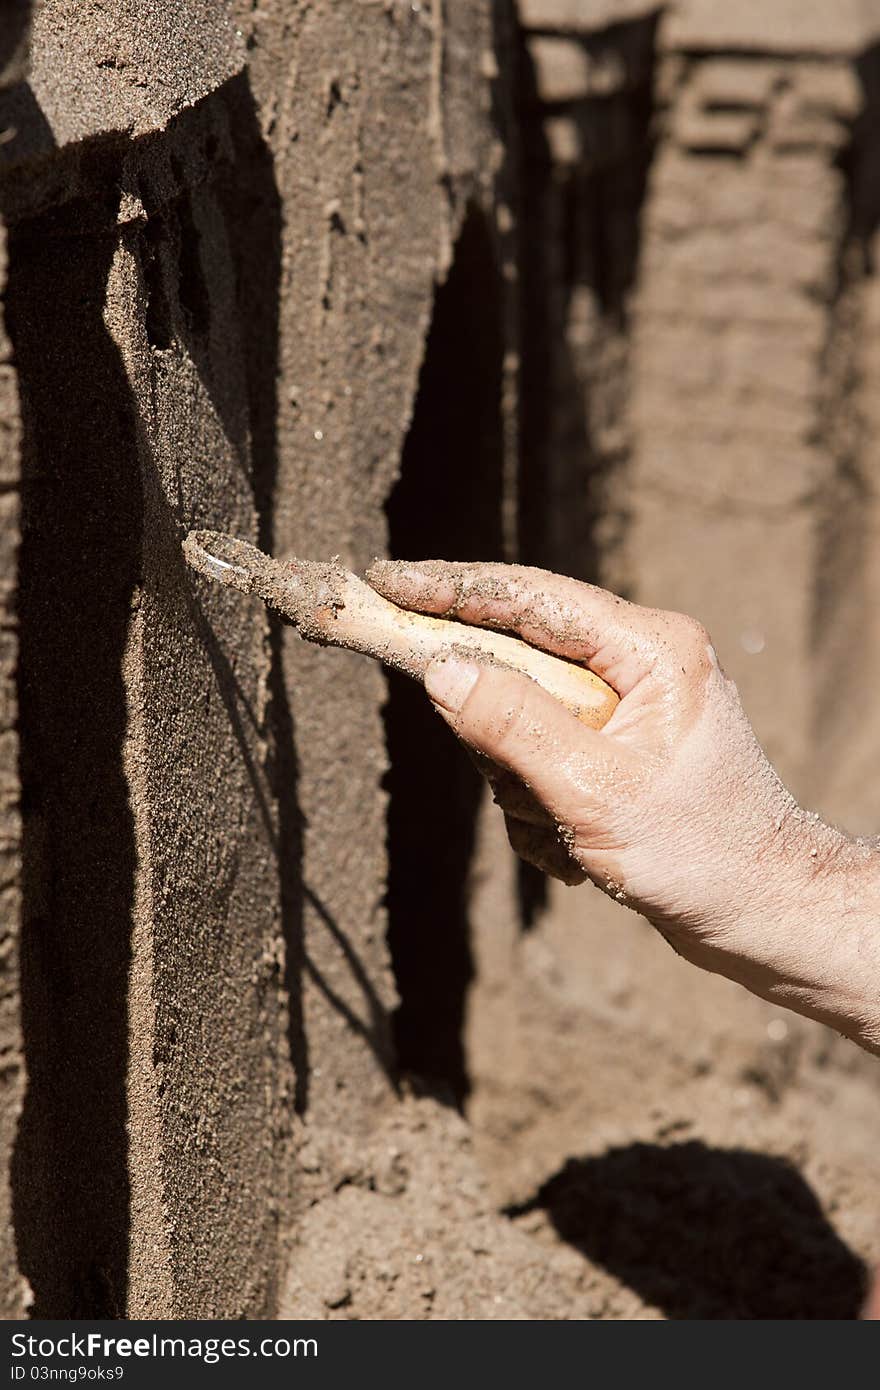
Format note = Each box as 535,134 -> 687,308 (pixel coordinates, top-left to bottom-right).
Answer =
7,192 -> 138,1318
513,13 -> 658,931
383,204 -> 505,1106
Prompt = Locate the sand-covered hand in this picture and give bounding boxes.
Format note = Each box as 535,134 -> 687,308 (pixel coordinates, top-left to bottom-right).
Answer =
367,558 -> 880,1054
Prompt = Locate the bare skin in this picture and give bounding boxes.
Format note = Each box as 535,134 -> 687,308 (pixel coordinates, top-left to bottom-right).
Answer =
366,558 -> 880,1057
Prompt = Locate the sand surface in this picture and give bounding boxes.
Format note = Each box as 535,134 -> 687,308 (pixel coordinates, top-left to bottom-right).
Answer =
2,0 -> 878,1319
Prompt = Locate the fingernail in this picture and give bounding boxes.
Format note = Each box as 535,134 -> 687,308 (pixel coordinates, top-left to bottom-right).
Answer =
424,655 -> 479,713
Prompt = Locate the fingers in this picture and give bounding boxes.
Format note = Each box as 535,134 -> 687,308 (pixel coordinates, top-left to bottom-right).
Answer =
463,704 -> 578,877
424,653 -> 631,825
505,815 -> 586,885
367,558 -> 665,694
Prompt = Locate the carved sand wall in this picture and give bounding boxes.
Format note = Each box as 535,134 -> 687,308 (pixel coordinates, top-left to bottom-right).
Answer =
0,0 -> 877,1319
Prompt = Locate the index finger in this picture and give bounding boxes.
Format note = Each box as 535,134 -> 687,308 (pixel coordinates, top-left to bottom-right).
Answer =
366,559 -> 662,695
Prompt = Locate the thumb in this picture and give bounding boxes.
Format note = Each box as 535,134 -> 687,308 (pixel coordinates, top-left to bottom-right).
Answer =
424,653 -> 624,823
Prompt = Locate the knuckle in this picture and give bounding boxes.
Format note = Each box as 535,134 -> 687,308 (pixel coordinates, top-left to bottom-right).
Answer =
667,612 -> 714,672
676,612 -> 711,647
490,688 -> 531,758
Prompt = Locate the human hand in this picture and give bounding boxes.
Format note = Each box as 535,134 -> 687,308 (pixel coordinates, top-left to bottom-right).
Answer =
367,559 -> 880,1049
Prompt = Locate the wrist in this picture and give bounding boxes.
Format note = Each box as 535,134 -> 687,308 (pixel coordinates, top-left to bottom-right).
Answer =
698,810 -> 880,1051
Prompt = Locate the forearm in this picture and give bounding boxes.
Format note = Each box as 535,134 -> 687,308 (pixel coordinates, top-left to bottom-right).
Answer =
658,818 -> 880,1054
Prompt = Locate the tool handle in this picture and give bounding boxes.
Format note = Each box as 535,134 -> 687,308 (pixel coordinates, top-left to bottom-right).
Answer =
183,531 -> 619,730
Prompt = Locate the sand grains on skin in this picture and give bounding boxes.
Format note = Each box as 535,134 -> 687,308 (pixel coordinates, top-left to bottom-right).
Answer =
183,532 -> 619,729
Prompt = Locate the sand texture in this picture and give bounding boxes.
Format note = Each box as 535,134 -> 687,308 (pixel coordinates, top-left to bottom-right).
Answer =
0,0 -> 877,1319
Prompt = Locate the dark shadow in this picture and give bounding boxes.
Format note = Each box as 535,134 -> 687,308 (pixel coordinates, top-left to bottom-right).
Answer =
0,81 -> 55,173
6,188 -> 139,1316
849,42 -> 880,243
512,15 -> 658,929
506,1141 -> 868,1319
383,205 -> 505,1105
3,69 -> 311,1314
0,1 -> 30,82
515,25 -> 657,578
